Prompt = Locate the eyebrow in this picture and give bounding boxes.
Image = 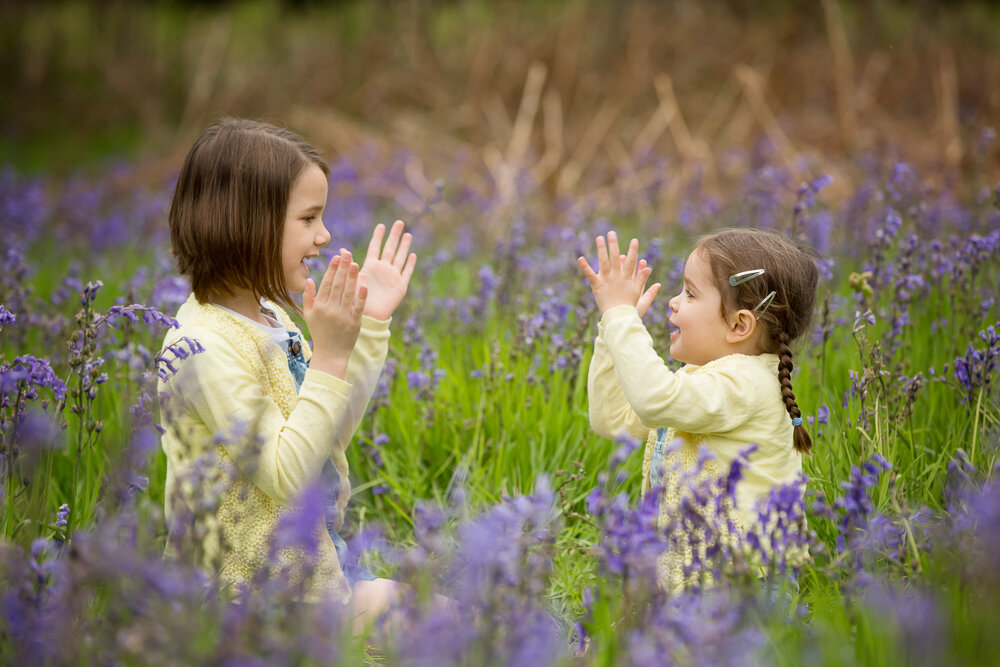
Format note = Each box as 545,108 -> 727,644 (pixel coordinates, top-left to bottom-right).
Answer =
683,275 -> 700,293
299,204 -> 324,215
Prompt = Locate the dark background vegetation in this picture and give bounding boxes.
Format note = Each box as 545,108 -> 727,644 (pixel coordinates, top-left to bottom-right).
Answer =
2,0 -> 998,192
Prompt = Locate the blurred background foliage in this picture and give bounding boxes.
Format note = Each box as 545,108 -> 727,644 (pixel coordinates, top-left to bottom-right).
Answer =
2,0 -> 998,189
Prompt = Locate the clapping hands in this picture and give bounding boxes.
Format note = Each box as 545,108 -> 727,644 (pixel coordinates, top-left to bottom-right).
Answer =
577,231 -> 661,316
300,220 -> 417,379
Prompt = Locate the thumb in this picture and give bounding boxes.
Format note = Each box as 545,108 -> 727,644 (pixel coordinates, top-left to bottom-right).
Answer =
636,283 -> 661,318
303,277 -> 316,313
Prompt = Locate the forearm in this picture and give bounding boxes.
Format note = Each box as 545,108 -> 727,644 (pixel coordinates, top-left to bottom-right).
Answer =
334,315 -> 391,446
600,305 -> 751,432
260,370 -> 355,499
588,323 -> 652,441
599,305 -> 682,429
166,328 -> 358,503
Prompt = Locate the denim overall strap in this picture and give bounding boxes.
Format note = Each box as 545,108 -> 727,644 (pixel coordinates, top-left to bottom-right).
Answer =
649,427 -> 671,488
283,330 -> 376,584
286,331 -> 308,392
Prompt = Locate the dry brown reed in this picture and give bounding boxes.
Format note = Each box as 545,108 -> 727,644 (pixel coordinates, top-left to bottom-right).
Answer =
2,0 -> 998,230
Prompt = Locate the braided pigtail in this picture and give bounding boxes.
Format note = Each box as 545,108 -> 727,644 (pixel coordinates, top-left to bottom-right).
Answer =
776,330 -> 812,455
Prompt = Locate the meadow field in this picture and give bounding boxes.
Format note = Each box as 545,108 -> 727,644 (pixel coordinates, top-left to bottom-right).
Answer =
2,1 -> 999,664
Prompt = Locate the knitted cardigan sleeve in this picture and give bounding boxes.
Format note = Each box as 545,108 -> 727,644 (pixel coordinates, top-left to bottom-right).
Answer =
162,324 -> 360,504
298,315 -> 390,521
587,322 -> 655,442
322,316 -> 390,457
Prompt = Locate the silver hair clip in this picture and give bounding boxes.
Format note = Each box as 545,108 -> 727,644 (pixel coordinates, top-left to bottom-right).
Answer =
754,291 -> 777,314
729,269 -> 765,286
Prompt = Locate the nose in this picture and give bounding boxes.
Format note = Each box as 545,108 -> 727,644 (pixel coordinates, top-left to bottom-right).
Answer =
316,220 -> 331,247
668,292 -> 680,313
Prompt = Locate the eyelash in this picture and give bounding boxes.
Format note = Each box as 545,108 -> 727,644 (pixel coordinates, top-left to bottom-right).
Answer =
685,289 -> 694,298
303,216 -> 316,223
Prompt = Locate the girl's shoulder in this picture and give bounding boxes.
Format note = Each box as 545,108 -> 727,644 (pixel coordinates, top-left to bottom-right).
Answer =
687,352 -> 779,376
161,294 -> 264,354
686,354 -> 783,403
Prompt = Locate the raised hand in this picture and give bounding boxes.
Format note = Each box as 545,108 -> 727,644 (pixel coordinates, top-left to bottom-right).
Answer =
577,231 -> 661,316
359,220 -> 417,320
303,250 -> 368,379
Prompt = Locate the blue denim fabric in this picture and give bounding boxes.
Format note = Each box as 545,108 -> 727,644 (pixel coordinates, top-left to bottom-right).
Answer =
285,331 -> 377,585
286,331 -> 308,389
760,572 -> 800,616
649,427 -> 671,487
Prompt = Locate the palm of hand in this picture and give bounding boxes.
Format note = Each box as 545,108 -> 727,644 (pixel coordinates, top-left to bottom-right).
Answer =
359,221 -> 417,320
360,260 -> 408,320
578,232 -> 660,317
593,271 -> 643,312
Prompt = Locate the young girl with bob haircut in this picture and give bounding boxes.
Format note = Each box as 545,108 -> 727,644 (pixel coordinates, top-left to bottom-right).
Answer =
159,118 -> 416,627
578,227 -> 818,590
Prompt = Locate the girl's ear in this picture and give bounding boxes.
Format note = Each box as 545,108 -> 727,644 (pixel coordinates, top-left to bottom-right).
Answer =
726,309 -> 758,343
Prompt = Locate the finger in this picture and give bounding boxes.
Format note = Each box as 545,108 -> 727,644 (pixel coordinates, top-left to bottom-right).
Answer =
341,261 -> 360,307
328,253 -> 348,300
317,255 -> 341,301
637,258 -> 648,276
636,283 -> 661,318
607,231 -> 621,274
303,277 -> 316,312
577,256 -> 599,284
365,223 -> 386,264
596,236 -> 609,275
401,252 -> 417,285
381,220 -> 404,261
637,265 -> 653,287
354,283 -> 368,318
623,238 -> 639,277
393,232 -> 413,270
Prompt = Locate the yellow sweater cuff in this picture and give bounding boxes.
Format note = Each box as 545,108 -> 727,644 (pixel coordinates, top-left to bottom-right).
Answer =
360,314 -> 391,332
302,367 -> 352,394
600,304 -> 639,328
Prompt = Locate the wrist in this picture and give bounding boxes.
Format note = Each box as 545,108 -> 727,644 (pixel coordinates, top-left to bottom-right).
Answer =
309,350 -> 351,380
600,304 -> 639,322
597,297 -> 637,315
363,305 -> 394,320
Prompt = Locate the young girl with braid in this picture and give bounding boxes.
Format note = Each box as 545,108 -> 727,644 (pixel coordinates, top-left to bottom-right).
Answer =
578,228 -> 818,591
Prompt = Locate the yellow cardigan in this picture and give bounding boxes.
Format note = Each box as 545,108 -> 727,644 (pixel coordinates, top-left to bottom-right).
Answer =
157,294 -> 389,603
587,305 -> 802,586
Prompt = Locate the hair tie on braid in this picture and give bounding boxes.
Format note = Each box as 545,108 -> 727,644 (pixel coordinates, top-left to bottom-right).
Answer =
791,417 -> 803,427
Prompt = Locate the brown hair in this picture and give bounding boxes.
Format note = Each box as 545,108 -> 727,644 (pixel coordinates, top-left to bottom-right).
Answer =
168,118 -> 329,312
695,228 -> 819,454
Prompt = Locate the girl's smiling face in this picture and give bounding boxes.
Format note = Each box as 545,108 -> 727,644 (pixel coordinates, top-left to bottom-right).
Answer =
281,164 -> 331,294
667,248 -> 738,366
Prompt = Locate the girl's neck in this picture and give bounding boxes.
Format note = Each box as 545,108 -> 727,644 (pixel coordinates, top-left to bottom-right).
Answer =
211,289 -> 270,326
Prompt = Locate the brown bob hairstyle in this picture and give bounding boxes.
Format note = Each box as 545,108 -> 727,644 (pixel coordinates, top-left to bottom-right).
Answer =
695,228 -> 819,454
168,118 -> 329,313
